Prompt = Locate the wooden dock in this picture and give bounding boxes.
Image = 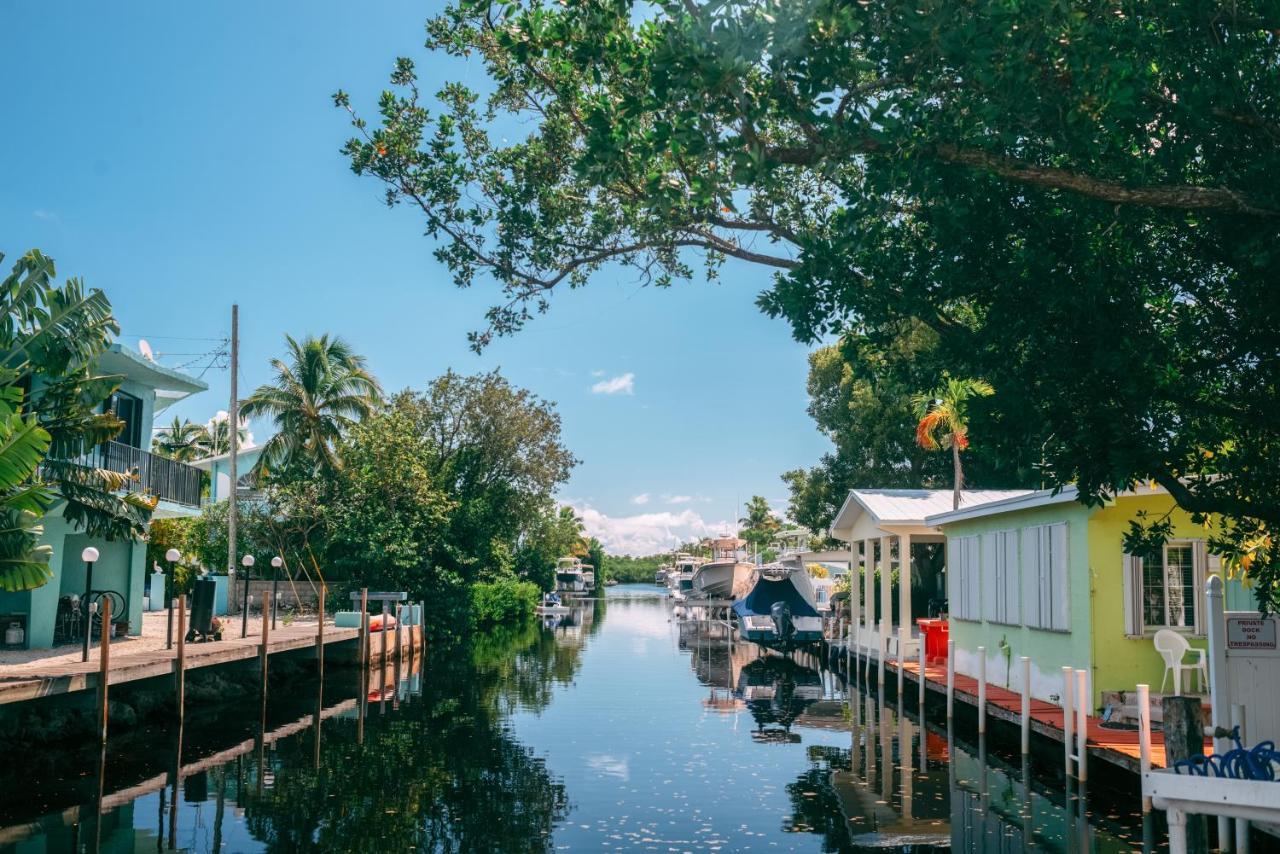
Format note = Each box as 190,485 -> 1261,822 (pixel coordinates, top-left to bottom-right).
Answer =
830,643 -> 1212,773
0,620 -> 420,707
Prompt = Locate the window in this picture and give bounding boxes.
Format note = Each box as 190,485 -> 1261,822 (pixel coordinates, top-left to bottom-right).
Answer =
1020,523 -> 1069,631
981,530 -> 1020,625
106,391 -> 143,448
1124,541 -> 1205,635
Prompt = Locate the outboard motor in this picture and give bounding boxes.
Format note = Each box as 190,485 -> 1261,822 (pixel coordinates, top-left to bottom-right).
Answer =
770,601 -> 795,645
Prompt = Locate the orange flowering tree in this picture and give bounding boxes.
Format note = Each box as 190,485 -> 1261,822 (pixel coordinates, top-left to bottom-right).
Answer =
912,378 -> 994,510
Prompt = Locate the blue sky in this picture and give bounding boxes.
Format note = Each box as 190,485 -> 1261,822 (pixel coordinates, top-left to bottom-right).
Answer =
0,1 -> 831,554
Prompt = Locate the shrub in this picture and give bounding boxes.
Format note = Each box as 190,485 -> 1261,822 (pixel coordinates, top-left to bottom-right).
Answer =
470,578 -> 539,627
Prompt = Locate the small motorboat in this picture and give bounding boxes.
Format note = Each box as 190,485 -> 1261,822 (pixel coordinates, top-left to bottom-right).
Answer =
554,557 -> 587,595
535,592 -> 571,615
732,559 -> 824,650
691,536 -> 753,600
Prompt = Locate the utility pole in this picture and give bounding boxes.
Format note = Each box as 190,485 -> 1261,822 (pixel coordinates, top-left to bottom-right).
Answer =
227,305 -> 239,582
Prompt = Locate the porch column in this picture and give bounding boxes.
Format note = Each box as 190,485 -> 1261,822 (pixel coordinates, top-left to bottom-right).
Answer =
879,534 -> 891,685
848,541 -> 859,639
898,532 -> 912,691
862,539 -> 875,641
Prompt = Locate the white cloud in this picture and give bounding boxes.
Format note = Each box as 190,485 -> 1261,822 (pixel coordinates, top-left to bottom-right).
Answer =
591,372 -> 634,396
590,369 -> 605,377
663,494 -> 693,505
632,493 -> 651,505
568,501 -> 735,556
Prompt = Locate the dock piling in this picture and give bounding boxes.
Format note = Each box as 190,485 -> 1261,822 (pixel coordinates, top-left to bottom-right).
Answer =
1075,669 -> 1088,782
175,595 -> 186,719
316,586 -> 326,680
359,588 -> 369,669
97,597 -> 111,742
945,639 -> 954,719
1020,656 -> 1031,754
1232,704 -> 1250,851
976,646 -> 986,734
917,638 -> 925,713
260,592 -> 271,697
1062,665 -> 1075,778
1137,683 -> 1151,813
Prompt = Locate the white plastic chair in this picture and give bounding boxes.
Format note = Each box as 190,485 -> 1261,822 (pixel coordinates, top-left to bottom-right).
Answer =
1154,629 -> 1208,695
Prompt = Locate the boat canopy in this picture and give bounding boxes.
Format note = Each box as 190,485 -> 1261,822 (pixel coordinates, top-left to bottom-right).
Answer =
733,573 -> 820,619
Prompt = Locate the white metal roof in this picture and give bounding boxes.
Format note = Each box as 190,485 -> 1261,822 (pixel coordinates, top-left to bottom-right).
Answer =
829,488 -> 1034,541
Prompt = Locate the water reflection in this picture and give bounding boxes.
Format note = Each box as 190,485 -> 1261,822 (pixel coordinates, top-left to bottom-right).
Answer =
0,586 -> 1157,852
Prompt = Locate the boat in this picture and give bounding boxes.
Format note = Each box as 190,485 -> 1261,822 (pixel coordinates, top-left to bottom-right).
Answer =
731,558 -> 824,650
654,563 -> 672,585
535,591 -> 570,615
581,563 -> 597,594
691,536 -> 754,600
554,557 -> 587,595
666,553 -> 702,602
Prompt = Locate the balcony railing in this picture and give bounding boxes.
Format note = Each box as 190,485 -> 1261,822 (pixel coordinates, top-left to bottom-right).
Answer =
85,441 -> 204,508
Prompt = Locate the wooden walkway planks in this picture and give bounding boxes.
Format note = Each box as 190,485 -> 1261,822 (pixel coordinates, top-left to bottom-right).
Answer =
0,622 -> 368,706
890,655 -> 1212,771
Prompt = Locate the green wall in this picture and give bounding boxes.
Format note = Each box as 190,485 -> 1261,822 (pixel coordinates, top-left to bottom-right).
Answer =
945,501 -> 1092,704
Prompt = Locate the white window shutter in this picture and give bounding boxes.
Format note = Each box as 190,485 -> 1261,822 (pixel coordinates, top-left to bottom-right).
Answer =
1021,527 -> 1040,628
1193,540 -> 1207,636
1038,526 -> 1053,629
1003,530 -> 1020,625
1122,554 -> 1142,637
1050,523 -> 1069,630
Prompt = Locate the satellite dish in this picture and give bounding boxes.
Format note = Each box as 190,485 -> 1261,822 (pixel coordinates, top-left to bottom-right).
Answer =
138,339 -> 155,361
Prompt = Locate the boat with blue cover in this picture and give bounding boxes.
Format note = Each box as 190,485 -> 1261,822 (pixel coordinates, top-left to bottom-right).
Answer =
731,560 -> 824,650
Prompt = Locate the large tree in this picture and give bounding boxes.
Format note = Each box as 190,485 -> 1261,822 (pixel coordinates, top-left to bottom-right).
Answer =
341,1 -> 1280,608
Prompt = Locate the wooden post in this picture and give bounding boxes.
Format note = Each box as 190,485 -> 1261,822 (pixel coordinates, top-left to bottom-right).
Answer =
359,587 -> 368,669
1062,665 -> 1074,778
977,646 -> 987,734
98,597 -> 111,742
1020,656 -> 1031,754
917,636 -> 926,712
946,638 -> 955,719
1075,669 -> 1089,783
1163,695 -> 1208,854
260,592 -> 271,701
175,595 -> 186,719
1137,683 -> 1152,813
316,586 -> 326,680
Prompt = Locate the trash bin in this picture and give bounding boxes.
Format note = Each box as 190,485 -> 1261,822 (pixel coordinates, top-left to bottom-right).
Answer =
917,618 -> 949,664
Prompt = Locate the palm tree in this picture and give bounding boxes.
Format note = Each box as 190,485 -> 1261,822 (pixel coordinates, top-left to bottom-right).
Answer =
204,415 -> 249,456
738,495 -> 781,556
152,417 -> 210,462
240,334 -> 382,476
912,377 -> 995,509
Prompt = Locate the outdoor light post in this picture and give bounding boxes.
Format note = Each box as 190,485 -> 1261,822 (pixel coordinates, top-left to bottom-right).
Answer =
165,548 -> 181,650
270,556 -> 283,630
240,554 -> 255,638
80,546 -> 99,662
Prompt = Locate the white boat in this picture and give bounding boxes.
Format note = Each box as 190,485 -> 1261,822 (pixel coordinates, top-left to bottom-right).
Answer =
555,557 -> 587,595
732,557 -> 825,649
655,563 -> 672,585
535,592 -> 571,615
667,553 -> 702,601
581,564 -> 596,593
692,536 -> 754,600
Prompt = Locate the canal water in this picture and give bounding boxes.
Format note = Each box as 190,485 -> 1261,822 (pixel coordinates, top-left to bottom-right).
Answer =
0,584 -> 1158,851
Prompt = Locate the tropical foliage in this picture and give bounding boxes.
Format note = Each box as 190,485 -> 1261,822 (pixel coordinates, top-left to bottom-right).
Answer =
913,377 -> 995,510
738,495 -> 781,556
0,250 -> 153,591
152,416 -> 211,462
342,1 -> 1280,607
240,333 -> 382,476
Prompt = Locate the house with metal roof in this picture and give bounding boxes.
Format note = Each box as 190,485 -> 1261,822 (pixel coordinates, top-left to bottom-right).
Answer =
923,484 -> 1254,708
828,488 -> 1032,684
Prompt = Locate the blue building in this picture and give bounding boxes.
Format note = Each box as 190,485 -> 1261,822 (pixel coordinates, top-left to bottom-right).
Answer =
0,344 -> 207,649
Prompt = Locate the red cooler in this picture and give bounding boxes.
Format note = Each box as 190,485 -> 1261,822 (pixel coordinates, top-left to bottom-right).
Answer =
916,618 -> 949,664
